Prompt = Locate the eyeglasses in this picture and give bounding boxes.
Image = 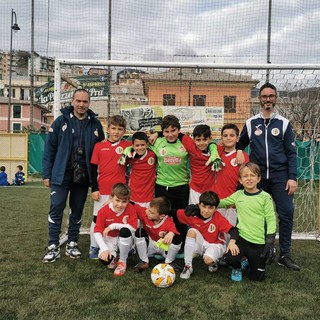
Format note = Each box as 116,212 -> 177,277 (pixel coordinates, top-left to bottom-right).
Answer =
260,94 -> 277,100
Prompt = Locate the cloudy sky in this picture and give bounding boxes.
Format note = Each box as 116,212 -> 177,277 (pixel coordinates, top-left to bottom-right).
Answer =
1,0 -> 320,64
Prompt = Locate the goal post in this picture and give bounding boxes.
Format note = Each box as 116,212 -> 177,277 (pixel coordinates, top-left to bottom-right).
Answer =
54,59 -> 320,242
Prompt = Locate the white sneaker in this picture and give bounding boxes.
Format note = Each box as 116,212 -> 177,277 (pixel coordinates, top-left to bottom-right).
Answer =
180,264 -> 193,279
42,244 -> 60,263
65,241 -> 81,259
208,262 -> 218,272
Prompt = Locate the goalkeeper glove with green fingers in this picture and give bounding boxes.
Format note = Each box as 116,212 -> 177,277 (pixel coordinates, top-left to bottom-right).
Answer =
118,146 -> 134,165
207,143 -> 224,172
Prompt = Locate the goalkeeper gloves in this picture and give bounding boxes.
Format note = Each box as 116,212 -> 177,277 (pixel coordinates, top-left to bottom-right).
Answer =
118,146 -> 134,165
207,143 -> 224,172
185,204 -> 201,217
260,233 -> 276,265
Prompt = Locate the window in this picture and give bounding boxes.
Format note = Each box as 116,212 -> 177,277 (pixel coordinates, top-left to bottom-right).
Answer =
193,95 -> 206,106
224,96 -> 236,113
12,88 -> 16,98
163,94 -> 175,106
13,105 -> 21,119
12,123 -> 21,133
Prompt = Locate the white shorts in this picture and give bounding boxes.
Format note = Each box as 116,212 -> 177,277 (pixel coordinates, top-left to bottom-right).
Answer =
93,194 -> 111,217
100,235 -> 134,257
191,228 -> 226,262
147,238 -> 168,258
189,188 -> 201,205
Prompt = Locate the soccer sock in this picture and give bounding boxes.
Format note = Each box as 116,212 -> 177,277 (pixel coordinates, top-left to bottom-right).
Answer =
118,236 -> 132,263
165,243 -> 181,264
135,237 -> 149,263
184,236 -> 195,266
90,221 -> 98,248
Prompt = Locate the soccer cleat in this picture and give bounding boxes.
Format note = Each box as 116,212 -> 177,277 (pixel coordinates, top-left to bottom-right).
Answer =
169,262 -> 183,272
88,246 -> 99,259
114,261 -> 127,276
231,268 -> 242,281
132,261 -> 149,273
278,256 -> 300,271
241,258 -> 249,271
42,244 -> 60,263
180,264 -> 193,279
65,241 -> 81,259
107,255 -> 119,270
208,262 -> 218,272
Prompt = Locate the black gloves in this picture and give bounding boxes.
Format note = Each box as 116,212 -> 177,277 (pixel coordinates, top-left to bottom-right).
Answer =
260,233 -> 276,265
185,204 -> 201,217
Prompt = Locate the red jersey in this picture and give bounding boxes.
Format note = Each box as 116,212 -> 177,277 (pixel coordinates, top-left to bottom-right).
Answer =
211,146 -> 250,199
127,150 -> 156,203
135,205 -> 179,241
181,135 -> 215,193
90,139 -> 131,195
176,209 -> 232,244
94,202 -> 138,237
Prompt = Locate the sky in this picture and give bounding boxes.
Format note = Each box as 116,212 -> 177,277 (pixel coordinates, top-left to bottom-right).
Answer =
1,0 -> 320,65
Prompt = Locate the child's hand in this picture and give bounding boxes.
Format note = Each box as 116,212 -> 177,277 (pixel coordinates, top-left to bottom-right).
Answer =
226,240 -> 239,256
92,191 -> 100,201
156,238 -> 170,251
99,250 -> 112,261
118,146 -> 134,165
162,232 -> 174,245
103,227 -> 111,237
235,150 -> 245,165
211,158 -> 224,172
148,133 -> 158,145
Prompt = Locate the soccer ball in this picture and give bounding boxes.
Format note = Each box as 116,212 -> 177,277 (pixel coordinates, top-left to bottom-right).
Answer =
151,263 -> 176,288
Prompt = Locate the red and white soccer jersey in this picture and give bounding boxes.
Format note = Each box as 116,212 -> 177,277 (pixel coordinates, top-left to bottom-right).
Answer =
94,202 -> 138,237
176,209 -> 233,244
127,150 -> 156,203
212,146 -> 250,199
135,205 -> 179,241
181,135 -> 215,193
90,139 -> 131,195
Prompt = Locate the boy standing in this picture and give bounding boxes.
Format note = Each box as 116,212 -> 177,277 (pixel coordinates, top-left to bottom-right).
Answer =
132,197 -> 181,272
89,115 -> 131,258
94,183 -> 138,276
220,162 -> 277,282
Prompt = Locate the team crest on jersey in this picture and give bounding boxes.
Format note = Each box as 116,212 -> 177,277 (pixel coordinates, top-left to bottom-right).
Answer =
231,158 -> 238,167
159,231 -> 167,238
179,146 -> 186,153
271,128 -> 280,136
160,148 -> 167,156
208,223 -> 216,233
62,124 -> 67,132
116,146 -> 124,154
94,129 -> 99,137
148,157 -> 155,165
122,215 -> 129,224
255,127 -> 262,136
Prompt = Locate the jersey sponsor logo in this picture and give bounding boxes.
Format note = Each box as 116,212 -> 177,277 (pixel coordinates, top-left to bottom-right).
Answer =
148,157 -> 155,165
208,223 -> 216,233
271,128 -> 280,136
231,158 -> 238,167
115,146 -> 124,154
163,156 -> 182,165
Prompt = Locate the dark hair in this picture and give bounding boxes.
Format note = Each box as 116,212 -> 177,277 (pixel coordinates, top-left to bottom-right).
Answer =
0,166 -> 5,172
161,115 -> 181,131
199,191 -> 220,207
72,88 -> 90,100
17,165 -> 23,171
132,131 -> 148,143
108,115 -> 127,129
149,196 -> 171,215
259,82 -> 277,95
193,124 -> 211,138
239,162 -> 261,177
111,183 -> 131,200
221,123 -> 239,136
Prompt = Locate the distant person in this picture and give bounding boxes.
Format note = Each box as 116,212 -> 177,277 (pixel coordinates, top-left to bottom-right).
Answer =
0,166 -> 10,186
42,88 -> 105,263
12,165 -> 25,185
237,82 -> 300,271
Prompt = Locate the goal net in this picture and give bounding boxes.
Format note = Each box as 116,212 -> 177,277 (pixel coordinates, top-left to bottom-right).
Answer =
56,60 -> 320,243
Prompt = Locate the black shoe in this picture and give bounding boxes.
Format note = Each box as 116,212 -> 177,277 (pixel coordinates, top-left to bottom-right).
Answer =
278,256 -> 300,271
168,262 -> 183,272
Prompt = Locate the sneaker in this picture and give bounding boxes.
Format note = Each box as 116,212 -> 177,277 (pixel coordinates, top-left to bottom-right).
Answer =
114,261 -> 127,276
88,246 -> 99,259
169,262 -> 182,272
65,241 -> 81,259
208,262 -> 218,272
132,261 -> 149,273
278,256 -> 300,271
107,255 -> 119,270
42,244 -> 60,263
180,264 -> 193,279
241,258 -> 249,271
231,268 -> 242,282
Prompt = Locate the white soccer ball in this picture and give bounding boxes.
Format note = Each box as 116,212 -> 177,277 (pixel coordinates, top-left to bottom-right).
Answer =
151,263 -> 176,288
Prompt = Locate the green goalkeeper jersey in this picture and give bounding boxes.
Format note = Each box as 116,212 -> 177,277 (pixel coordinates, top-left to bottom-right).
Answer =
219,189 -> 276,244
150,137 -> 189,187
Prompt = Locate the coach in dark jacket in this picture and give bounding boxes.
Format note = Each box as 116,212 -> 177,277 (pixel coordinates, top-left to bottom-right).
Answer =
42,89 -> 105,263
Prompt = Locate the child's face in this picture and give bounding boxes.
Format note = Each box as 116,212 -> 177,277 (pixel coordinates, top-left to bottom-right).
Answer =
163,125 -> 180,143
239,167 -> 261,192
107,124 -> 126,143
221,129 -> 238,150
193,135 -> 211,151
111,195 -> 130,213
146,205 -> 161,222
199,203 -> 216,219
132,139 -> 148,155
